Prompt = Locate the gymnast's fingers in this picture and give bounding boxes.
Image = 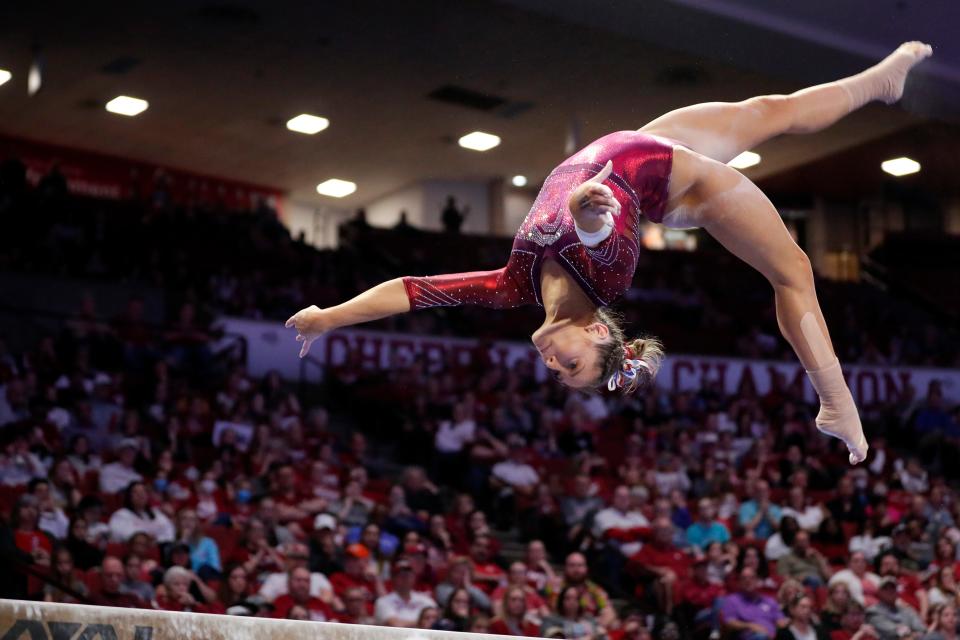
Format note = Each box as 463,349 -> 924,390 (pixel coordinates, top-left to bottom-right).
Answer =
299,336 -> 316,358
285,312 -> 298,328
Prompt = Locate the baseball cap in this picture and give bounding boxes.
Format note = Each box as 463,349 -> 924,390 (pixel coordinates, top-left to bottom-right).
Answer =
879,576 -> 898,589
346,543 -> 370,559
313,513 -> 337,531
393,557 -> 414,572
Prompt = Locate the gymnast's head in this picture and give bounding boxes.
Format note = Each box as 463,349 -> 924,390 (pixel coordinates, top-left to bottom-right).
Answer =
532,307 -> 663,393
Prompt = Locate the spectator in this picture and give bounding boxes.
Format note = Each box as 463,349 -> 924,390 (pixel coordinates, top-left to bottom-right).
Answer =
335,585 -> 376,625
766,516 -> 802,562
739,480 -> 783,540
490,436 -> 540,524
30,478 -> 70,540
374,557 -> 437,627
43,546 -> 89,603
330,542 -> 382,601
628,516 -> 691,615
830,551 -> 881,606
594,485 -> 650,557
175,507 -> 221,576
875,551 -> 928,621
721,566 -> 787,640
830,601 -> 877,640
866,577 -> 925,640
417,605 -> 440,629
777,530 -> 833,587
217,564 -> 252,609
468,535 -> 506,596
548,552 -> 616,627
926,566 -> 958,608
107,481 -> 175,542
561,475 -> 604,541
492,561 -> 549,619
10,495 -> 52,576
91,556 -> 144,608
435,555 -> 491,612
821,582 -> 855,633
441,196 -> 468,234
99,440 -> 144,495
541,585 -> 602,640
686,497 -> 731,550
273,566 -> 333,621
775,593 -> 830,640
828,476 -> 866,530
121,553 -> 155,603
923,603 -> 958,640
259,542 -> 334,604
157,565 -> 218,613
434,587 -> 473,632
677,557 -> 726,633
525,540 -> 557,593
782,486 -> 826,533
64,517 -> 104,571
490,585 -> 542,636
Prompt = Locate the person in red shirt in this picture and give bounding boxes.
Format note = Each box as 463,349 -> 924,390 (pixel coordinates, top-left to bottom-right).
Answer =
829,601 -> 877,640
608,611 -> 653,640
489,586 -> 542,636
156,566 -> 220,613
329,543 -> 382,604
678,557 -> 726,634
91,556 -> 144,609
333,586 -> 377,625
469,535 -> 505,595
628,517 -> 692,615
492,562 -> 549,619
273,566 -> 333,621
10,495 -> 52,596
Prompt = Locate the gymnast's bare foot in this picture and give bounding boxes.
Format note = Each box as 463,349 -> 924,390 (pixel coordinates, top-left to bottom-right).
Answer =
870,41 -> 933,104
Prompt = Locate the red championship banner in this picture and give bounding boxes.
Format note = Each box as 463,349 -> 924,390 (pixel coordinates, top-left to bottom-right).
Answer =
0,134 -> 284,213
219,317 -> 960,405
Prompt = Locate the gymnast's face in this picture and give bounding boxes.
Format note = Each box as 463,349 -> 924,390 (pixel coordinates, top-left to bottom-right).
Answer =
532,321 -> 610,388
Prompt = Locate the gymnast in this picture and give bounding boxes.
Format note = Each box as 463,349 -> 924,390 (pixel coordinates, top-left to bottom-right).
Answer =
287,42 -> 933,465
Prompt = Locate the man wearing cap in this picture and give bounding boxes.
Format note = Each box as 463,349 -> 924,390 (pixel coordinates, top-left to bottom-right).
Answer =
99,439 -> 144,494
865,577 -> 924,640
374,557 -> 437,627
259,541 -> 336,606
875,551 -> 927,620
330,543 -> 383,602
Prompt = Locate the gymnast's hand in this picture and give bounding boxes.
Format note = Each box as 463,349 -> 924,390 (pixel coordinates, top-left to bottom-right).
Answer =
567,159 -> 620,231
285,304 -> 330,358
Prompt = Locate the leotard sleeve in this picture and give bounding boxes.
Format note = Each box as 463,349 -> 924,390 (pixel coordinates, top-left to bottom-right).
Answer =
402,252 -> 537,310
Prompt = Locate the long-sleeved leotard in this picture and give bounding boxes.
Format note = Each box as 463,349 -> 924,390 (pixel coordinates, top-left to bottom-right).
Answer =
402,131 -> 676,310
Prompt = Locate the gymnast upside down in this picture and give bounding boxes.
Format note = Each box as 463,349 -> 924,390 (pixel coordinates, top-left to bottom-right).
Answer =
287,42 -> 933,465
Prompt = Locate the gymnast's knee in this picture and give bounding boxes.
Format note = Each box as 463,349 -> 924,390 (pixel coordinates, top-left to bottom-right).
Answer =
771,247 -> 814,291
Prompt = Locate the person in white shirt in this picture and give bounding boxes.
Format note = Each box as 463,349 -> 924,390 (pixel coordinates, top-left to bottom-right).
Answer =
258,542 -> 335,604
435,403 -> 476,454
781,487 -> 825,533
107,481 -> 175,542
375,558 -> 437,627
491,438 -> 540,491
829,551 -> 881,606
30,478 -> 70,540
99,440 -> 143,495
593,485 -> 650,557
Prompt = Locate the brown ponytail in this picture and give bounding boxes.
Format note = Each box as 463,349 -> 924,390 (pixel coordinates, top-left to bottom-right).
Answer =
594,307 -> 664,394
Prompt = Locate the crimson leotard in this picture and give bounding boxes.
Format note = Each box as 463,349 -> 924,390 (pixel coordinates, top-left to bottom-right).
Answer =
402,131 -> 675,310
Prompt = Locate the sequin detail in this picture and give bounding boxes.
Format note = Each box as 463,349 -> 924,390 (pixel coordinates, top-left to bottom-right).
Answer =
404,131 -> 674,310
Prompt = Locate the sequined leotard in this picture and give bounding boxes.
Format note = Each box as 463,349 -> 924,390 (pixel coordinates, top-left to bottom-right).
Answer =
402,131 -> 675,310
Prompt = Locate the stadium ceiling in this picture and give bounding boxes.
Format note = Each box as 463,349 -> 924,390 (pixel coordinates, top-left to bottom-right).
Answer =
0,0 -> 954,207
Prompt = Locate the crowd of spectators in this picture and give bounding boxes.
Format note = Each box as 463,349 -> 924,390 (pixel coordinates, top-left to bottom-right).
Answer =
2,158 -> 960,640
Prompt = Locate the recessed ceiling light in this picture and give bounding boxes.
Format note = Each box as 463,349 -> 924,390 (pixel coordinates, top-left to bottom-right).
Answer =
881,156 -> 920,177
0,69 -> 11,87
286,114 -> 329,135
105,95 -> 149,116
728,151 -> 760,170
511,175 -> 528,187
316,179 -> 356,198
458,131 -> 500,152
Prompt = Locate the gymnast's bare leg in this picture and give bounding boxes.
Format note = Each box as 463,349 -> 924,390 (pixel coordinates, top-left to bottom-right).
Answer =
643,42 -> 932,464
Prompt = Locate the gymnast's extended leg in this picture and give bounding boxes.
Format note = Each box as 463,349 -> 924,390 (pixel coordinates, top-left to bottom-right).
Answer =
684,152 -> 867,463
639,41 -> 932,164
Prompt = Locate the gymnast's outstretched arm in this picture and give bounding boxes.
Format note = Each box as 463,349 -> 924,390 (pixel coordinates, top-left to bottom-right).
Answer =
285,278 -> 410,357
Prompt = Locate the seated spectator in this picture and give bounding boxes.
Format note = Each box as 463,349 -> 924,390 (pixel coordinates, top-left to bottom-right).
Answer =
90,556 -> 144,608
628,517 -> 692,615
434,587 -> 473,632
217,564 -> 252,609
829,551 -> 880,607
560,474 -> 604,540
541,585 -> 602,640
866,577 -> 925,640
165,542 -> 219,605
777,530 -> 833,587
417,606 -> 440,629
524,540 -> 557,593
335,585 -> 376,625
30,478 -> 70,540
43,546 -> 89,603
775,593 -> 830,640
924,603 -> 958,640
830,601 -> 877,640
767,516 -> 802,562
547,552 -> 616,627
435,555 -> 491,612
259,542 -> 335,605
821,582 -> 855,632
10,495 -> 52,585
594,485 -> 650,557
875,551 -> 928,621
273,566 -> 333,621
330,542 -> 382,602
827,476 -> 866,531
926,566 -> 958,608
492,562 -> 549,619
64,517 -> 104,571
739,480 -> 783,541
490,585 -> 543,636
782,486 -> 826,533
677,557 -> 726,634
721,566 -> 787,640
490,436 -> 539,526
107,481 -> 175,542
686,497 -> 731,551
374,557 -> 437,627
157,566 -> 218,613
99,440 -> 144,495
331,480 -> 374,528
175,507 -> 221,577
468,535 -> 505,596
609,611 -> 653,640
121,553 -> 155,603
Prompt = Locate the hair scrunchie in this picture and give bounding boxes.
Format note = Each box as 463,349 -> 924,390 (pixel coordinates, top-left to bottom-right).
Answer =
607,356 -> 652,391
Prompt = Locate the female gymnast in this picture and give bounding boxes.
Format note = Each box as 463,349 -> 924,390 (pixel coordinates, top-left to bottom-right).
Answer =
287,42 -> 933,465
